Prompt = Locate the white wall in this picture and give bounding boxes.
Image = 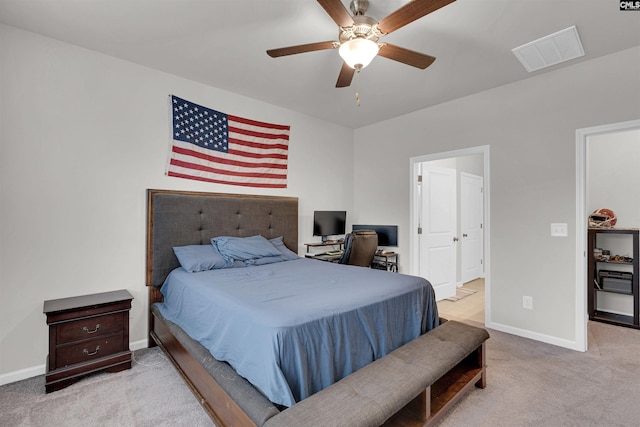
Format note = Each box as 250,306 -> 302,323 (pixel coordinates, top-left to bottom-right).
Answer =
0,24 -> 354,379
587,129 -> 640,228
353,46 -> 640,347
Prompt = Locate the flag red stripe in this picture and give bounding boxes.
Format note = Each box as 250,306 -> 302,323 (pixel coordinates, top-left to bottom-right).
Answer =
227,146 -> 288,161
170,158 -> 287,179
229,136 -> 289,152
229,115 -> 291,131
229,126 -> 289,141
167,171 -> 286,188
172,145 -> 287,169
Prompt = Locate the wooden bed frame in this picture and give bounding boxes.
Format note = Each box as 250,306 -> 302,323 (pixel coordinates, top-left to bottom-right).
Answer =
145,189 -> 487,427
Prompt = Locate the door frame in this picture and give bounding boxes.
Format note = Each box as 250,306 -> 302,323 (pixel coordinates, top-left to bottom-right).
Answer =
576,118 -> 640,352
410,145 -> 490,324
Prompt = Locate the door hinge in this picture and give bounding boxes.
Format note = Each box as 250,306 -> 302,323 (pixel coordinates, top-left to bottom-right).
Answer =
481,259 -> 483,265
417,175 -> 422,183
481,186 -> 484,193
480,223 -> 483,229
417,227 -> 422,234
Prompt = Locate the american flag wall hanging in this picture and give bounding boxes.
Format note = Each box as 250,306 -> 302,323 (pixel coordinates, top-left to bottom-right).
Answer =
166,95 -> 290,188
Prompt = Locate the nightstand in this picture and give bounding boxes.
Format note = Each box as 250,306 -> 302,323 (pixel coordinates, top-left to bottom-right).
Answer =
44,289 -> 133,393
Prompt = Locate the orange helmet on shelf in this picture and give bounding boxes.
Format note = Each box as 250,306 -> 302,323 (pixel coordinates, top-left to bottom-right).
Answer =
589,208 -> 617,228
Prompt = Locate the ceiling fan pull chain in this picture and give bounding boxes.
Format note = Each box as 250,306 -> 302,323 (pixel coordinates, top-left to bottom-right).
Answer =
355,69 -> 361,107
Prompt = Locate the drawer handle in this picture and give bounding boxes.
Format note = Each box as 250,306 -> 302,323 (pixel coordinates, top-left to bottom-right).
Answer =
83,345 -> 101,356
82,324 -> 101,334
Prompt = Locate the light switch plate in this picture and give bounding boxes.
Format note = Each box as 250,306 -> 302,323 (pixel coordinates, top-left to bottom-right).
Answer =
551,223 -> 568,237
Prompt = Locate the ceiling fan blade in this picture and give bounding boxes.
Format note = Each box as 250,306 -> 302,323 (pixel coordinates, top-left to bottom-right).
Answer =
267,41 -> 337,58
377,0 -> 456,35
317,0 -> 354,27
336,62 -> 356,88
378,43 -> 435,69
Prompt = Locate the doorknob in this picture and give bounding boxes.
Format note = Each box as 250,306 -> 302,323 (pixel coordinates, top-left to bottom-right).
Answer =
453,237 -> 459,242
463,233 -> 468,238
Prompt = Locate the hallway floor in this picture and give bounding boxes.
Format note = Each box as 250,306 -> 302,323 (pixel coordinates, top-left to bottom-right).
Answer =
436,278 -> 485,325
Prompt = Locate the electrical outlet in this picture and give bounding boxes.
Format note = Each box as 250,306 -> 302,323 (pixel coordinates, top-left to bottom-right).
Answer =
523,296 -> 533,310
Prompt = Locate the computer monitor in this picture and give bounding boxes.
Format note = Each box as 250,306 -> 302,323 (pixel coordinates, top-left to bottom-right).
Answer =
313,211 -> 346,242
352,224 -> 398,247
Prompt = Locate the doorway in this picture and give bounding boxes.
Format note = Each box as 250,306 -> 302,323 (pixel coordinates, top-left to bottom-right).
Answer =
409,145 -> 490,324
576,119 -> 640,351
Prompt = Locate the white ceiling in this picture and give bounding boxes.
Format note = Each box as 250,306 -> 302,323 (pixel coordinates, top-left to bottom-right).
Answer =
1,0 -> 639,128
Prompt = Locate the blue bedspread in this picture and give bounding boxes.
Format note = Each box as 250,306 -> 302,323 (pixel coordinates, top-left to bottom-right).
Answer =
156,258 -> 438,407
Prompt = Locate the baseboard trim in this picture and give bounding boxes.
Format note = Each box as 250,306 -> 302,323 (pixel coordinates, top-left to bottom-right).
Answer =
0,364 -> 45,386
130,338 -> 148,351
0,339 -> 149,386
486,320 -> 584,352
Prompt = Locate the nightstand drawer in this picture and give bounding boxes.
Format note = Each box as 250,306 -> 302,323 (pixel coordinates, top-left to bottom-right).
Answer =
56,313 -> 124,344
55,334 -> 125,367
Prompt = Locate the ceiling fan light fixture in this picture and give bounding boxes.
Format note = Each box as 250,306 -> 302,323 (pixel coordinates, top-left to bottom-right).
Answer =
339,38 -> 379,70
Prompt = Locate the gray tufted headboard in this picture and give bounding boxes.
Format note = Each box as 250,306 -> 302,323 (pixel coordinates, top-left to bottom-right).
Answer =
146,189 -> 298,294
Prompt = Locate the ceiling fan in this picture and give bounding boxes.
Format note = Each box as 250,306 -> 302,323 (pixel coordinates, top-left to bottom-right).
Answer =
267,0 -> 456,88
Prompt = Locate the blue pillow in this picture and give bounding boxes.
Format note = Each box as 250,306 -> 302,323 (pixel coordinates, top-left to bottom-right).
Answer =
173,244 -> 230,272
211,235 -> 282,261
269,236 -> 299,261
241,237 -> 300,266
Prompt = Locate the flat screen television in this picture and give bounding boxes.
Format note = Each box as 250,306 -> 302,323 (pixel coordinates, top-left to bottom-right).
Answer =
352,224 -> 398,247
313,211 -> 346,242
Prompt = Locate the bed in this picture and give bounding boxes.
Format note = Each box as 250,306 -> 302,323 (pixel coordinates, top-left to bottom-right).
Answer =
146,189 -> 442,426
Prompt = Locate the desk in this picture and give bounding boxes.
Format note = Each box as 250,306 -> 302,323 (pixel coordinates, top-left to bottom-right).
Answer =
305,253 -> 342,262
304,241 -> 343,262
373,252 -> 398,272
304,241 -> 344,253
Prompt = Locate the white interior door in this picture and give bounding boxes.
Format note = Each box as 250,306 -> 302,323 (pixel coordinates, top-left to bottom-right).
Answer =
419,166 -> 457,300
461,172 -> 484,283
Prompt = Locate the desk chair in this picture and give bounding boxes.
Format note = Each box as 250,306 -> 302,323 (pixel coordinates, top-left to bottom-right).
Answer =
339,230 -> 378,267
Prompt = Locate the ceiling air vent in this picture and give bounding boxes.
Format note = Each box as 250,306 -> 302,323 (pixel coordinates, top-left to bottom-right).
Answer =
512,26 -> 585,72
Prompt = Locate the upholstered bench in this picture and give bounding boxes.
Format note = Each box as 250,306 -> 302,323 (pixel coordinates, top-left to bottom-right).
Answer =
264,320 -> 489,427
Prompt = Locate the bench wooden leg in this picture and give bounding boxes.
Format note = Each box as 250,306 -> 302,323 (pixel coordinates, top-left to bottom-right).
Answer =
475,342 -> 487,389
408,389 -> 429,421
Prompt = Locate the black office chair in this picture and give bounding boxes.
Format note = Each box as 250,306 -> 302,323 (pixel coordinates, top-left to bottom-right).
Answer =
339,230 -> 378,267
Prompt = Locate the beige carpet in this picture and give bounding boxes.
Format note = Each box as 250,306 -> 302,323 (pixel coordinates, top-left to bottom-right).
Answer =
435,321 -> 640,426
0,348 -> 214,426
3,303 -> 640,426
